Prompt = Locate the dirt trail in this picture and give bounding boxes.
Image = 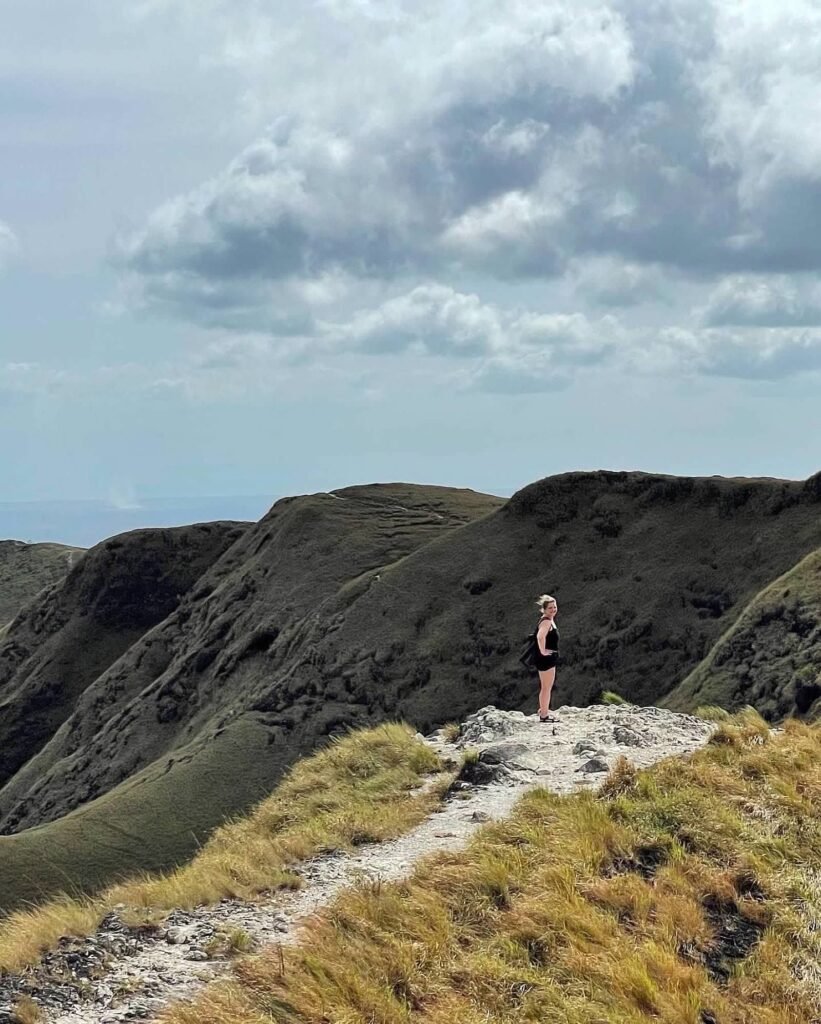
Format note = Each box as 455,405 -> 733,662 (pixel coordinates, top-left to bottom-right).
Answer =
0,703 -> 715,1024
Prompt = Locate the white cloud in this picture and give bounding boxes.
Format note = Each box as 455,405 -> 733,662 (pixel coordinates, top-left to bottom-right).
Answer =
697,1 -> 821,269
632,324 -> 821,379
456,353 -> 573,394
0,362 -> 66,395
120,0 -> 821,314
317,284 -> 622,368
700,1 -> 821,204
569,255 -> 669,308
103,0 -> 821,394
0,360 -> 153,398
700,274 -> 821,327
330,284 -> 504,357
112,1 -> 639,305
316,284 -> 821,388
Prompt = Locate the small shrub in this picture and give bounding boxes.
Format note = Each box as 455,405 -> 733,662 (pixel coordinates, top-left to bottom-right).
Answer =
708,723 -> 742,747
205,927 -> 256,958
599,756 -> 638,799
226,928 -> 255,954
11,997 -> 42,1024
601,689 -> 627,705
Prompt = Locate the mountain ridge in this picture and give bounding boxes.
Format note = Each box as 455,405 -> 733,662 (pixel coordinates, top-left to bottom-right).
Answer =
0,469 -> 819,914
0,540 -> 84,628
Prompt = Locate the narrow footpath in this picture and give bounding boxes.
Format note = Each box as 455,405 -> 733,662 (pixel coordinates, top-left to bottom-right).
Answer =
0,703 -> 715,1024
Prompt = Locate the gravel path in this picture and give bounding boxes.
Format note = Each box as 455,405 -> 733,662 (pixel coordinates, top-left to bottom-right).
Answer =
0,703 -> 715,1024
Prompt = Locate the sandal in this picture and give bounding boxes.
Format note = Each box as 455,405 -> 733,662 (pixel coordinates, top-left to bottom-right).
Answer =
539,714 -> 558,723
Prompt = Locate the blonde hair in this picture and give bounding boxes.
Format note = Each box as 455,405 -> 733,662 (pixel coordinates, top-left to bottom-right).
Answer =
536,593 -> 556,613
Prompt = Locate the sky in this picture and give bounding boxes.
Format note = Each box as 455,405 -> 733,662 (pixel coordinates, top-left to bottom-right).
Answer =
2,0 -> 820,528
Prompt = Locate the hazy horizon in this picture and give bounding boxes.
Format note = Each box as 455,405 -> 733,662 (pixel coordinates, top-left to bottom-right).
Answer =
3,462 -> 818,547
0,494 -> 278,547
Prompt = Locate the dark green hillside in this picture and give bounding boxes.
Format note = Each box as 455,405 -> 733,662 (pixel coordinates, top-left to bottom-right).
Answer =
0,540 -> 84,626
0,713 -> 293,912
0,471 -> 819,916
0,522 -> 248,791
0,484 -> 499,839
0,484 -> 501,914
293,471 -> 821,730
663,547 -> 821,719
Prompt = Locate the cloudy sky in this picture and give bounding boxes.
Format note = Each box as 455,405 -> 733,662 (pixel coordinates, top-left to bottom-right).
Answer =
2,0 -> 820,513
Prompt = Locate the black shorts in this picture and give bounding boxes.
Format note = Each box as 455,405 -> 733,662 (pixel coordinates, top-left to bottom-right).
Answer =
534,650 -> 559,671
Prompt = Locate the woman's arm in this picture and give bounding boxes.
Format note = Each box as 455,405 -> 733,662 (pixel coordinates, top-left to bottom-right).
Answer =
536,621 -> 550,656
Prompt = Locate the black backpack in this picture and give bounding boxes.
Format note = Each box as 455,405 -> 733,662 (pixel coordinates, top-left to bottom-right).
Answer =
518,616 -> 550,669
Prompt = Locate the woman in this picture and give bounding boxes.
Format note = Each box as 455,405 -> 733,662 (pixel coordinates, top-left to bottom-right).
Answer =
534,594 -> 560,723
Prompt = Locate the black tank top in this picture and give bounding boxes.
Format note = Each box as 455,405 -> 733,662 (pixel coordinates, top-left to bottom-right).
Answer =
537,616 -> 559,652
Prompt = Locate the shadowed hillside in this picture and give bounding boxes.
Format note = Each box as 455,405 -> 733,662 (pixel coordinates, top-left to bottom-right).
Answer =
0,522 -> 248,793
0,483 -> 499,913
0,471 -> 819,915
0,540 -> 84,627
663,547 -> 821,719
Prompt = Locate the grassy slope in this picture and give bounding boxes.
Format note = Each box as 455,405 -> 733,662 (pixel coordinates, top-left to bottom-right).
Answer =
662,547 -> 821,719
0,540 -> 83,626
0,722 -> 446,967
164,714 -> 821,1024
0,715 -> 286,914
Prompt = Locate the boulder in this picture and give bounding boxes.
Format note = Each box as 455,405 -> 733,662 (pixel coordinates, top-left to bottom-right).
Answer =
612,725 -> 644,746
458,707 -> 529,746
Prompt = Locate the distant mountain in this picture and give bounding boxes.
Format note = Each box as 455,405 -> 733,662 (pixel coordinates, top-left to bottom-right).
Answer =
0,540 -> 84,627
663,546 -> 821,719
0,470 -> 819,915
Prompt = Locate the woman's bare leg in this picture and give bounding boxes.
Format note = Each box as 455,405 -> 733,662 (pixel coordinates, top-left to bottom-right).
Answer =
538,666 -> 556,718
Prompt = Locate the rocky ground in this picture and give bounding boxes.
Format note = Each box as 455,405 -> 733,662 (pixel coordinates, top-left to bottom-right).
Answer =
0,703 -> 715,1023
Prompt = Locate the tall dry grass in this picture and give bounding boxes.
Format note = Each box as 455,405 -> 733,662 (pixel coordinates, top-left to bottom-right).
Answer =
0,722 -> 446,972
161,711 -> 821,1024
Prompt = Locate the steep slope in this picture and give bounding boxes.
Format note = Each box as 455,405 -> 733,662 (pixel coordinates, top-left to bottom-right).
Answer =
0,522 -> 248,791
0,540 -> 84,627
0,483 -> 500,837
663,546 -> 821,719
0,471 -> 819,914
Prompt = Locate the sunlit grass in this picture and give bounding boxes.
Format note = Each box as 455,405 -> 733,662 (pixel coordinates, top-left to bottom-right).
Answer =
0,722 -> 446,972
161,708 -> 821,1024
